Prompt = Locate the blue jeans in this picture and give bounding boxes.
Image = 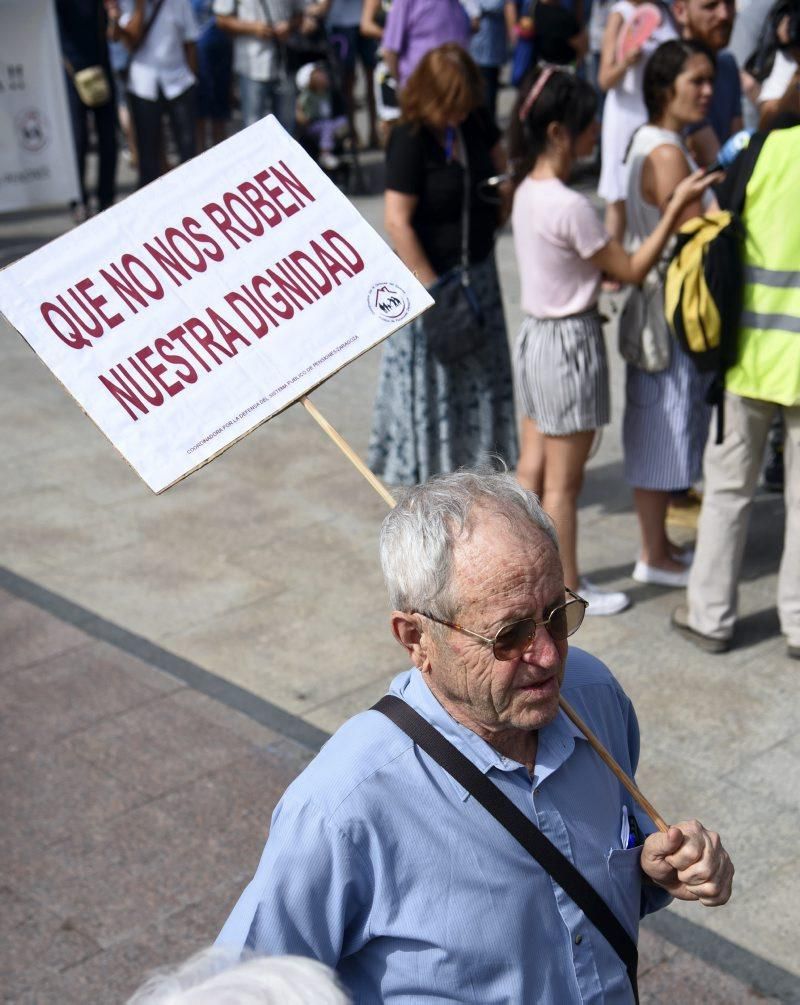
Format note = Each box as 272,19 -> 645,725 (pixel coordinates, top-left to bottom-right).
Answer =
238,75 -> 288,129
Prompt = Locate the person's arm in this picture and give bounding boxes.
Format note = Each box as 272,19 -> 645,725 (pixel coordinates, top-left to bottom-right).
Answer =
685,124 -> 720,169
504,0 -> 518,46
360,0 -> 384,40
569,26 -> 589,61
381,0 -> 408,80
590,150 -> 720,284
597,11 -> 639,91
760,61 -> 800,128
385,190 -> 438,286
111,0 -> 147,48
184,40 -> 198,74
216,798 -> 373,959
215,5 -> 275,40
489,140 -> 513,226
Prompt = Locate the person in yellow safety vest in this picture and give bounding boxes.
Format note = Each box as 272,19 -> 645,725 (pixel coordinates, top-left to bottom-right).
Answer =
672,119 -> 800,658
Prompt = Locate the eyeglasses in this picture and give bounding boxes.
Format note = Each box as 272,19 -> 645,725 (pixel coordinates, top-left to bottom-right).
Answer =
415,589 -> 588,661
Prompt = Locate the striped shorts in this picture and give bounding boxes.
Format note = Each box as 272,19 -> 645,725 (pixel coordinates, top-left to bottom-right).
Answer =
513,309 -> 610,436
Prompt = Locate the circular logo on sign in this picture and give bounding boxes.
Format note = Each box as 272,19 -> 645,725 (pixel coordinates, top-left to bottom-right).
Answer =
368,282 -> 410,323
16,108 -> 49,152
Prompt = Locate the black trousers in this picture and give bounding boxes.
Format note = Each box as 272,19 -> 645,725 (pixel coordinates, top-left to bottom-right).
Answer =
66,74 -> 118,210
128,84 -> 197,188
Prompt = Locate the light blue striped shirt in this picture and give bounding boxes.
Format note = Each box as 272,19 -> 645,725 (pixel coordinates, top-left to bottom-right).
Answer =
217,648 -> 671,1002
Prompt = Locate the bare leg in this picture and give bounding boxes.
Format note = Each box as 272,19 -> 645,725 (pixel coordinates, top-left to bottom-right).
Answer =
633,487 -> 686,571
516,416 -> 546,498
541,430 -> 596,591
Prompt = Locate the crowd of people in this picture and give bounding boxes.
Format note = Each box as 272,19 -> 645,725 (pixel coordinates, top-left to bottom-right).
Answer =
47,4 -> 798,1001
55,0 -> 798,631
53,0 -> 799,643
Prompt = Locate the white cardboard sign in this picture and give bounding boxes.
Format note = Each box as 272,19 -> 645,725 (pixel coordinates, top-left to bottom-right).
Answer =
0,117 -> 431,492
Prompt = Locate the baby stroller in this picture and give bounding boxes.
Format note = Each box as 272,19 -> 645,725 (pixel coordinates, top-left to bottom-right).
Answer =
292,37 -> 365,193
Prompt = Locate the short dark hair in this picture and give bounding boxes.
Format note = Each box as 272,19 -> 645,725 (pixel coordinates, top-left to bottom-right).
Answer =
508,66 -> 597,184
643,39 -> 716,121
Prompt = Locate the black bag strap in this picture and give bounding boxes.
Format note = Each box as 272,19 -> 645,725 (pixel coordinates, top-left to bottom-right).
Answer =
131,0 -> 168,54
454,125 -> 470,273
726,130 -> 769,216
372,694 -> 640,1003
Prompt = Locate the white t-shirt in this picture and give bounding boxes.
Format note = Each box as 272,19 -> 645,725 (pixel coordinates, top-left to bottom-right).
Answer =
759,50 -> 797,103
121,0 -> 199,101
512,177 -> 610,319
213,0 -> 295,81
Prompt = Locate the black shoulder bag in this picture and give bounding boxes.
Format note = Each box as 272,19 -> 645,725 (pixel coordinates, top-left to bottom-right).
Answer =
423,128 -> 488,366
372,694 -> 640,1003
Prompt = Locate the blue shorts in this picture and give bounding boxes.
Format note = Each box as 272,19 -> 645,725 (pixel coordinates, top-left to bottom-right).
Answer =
196,26 -> 233,120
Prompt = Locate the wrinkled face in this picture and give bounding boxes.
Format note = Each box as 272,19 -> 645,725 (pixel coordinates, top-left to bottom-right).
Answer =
420,511 -> 568,738
679,0 -> 734,51
667,53 -> 716,125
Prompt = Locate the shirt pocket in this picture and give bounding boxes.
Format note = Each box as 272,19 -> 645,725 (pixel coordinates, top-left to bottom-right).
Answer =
605,846 -> 644,939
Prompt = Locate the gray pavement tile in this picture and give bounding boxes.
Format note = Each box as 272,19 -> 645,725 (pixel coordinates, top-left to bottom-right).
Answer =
0,643 -> 176,756
16,801 -> 211,948
38,543 -> 282,641
159,586 -> 399,714
303,670 -> 401,733
61,688 -> 257,799
0,887 -> 100,988
0,592 -> 88,674
637,927 -> 681,976
1,745 -> 142,869
153,743 -> 312,863
639,951 -> 782,1004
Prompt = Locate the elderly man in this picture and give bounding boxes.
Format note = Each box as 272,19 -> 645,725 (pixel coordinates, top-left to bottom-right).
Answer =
218,471 -> 733,1002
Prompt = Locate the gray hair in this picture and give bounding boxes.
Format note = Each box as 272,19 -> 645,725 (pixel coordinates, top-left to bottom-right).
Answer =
127,948 -> 351,1005
379,470 -> 558,619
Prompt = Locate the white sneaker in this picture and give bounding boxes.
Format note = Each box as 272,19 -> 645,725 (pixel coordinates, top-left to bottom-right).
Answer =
632,560 -> 689,588
578,578 -> 631,616
320,151 -> 340,170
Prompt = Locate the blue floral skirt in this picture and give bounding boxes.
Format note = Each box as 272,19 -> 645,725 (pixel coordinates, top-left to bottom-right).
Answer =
367,254 -> 519,486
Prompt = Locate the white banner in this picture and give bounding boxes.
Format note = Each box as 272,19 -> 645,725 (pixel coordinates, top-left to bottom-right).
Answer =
0,117 -> 432,492
0,0 -> 81,212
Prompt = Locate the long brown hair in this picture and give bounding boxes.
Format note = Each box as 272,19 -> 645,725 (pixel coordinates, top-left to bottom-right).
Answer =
400,44 -> 484,127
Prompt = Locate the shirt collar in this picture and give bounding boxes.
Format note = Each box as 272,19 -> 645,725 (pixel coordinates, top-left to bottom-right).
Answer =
391,669 -> 586,799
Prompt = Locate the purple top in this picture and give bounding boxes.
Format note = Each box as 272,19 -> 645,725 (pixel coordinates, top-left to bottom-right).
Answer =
382,0 -> 471,84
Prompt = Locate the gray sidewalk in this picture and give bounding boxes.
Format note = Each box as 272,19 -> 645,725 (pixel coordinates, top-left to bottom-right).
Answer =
1,158 -> 798,1002
0,578 -> 791,1003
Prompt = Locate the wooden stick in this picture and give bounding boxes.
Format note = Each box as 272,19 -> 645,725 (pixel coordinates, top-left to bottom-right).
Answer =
301,393 -> 668,832
559,696 -> 669,832
301,396 -> 398,509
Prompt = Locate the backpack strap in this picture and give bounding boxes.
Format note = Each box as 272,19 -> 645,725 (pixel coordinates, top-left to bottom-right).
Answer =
372,693 -> 640,1003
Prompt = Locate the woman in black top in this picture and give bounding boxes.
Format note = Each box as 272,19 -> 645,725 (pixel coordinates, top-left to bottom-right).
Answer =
367,44 -> 518,484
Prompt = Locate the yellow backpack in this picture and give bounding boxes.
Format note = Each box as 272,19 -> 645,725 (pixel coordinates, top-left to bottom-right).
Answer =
663,210 -> 743,373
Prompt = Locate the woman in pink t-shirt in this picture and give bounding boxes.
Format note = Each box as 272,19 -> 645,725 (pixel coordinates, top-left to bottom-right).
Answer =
508,65 -> 717,615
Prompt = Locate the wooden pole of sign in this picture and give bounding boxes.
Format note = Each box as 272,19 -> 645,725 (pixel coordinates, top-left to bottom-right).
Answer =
301,393 -> 668,832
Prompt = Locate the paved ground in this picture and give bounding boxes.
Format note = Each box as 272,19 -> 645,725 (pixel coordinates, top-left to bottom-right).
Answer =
1,125 -> 798,1002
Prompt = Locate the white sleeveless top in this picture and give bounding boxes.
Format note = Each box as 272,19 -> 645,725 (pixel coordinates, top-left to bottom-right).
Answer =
624,125 -> 711,246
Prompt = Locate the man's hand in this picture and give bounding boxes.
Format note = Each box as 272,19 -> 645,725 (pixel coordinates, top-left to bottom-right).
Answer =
641,820 -> 733,906
254,20 -> 275,40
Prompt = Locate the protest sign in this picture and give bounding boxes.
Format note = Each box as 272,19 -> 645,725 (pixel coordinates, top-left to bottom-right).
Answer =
0,117 -> 432,492
0,0 -> 81,212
